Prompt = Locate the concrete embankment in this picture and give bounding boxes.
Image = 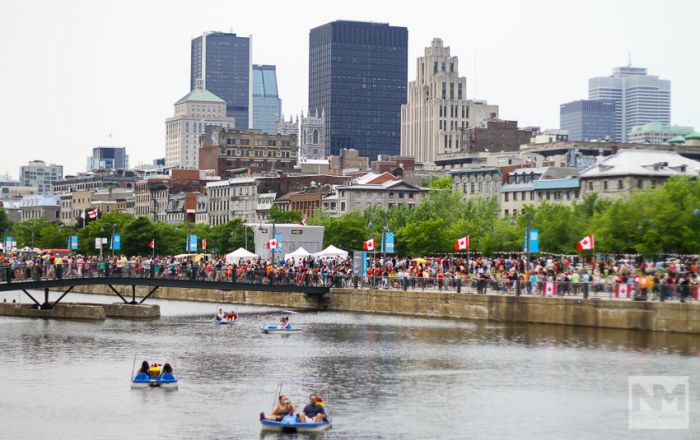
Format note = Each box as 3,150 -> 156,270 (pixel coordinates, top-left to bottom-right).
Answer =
0,302 -> 160,320
66,285 -> 700,334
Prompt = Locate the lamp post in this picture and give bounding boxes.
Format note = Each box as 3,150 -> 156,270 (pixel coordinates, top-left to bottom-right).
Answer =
187,224 -> 193,252
368,220 -> 374,262
99,227 -> 104,259
382,218 -> 388,260
525,212 -> 532,270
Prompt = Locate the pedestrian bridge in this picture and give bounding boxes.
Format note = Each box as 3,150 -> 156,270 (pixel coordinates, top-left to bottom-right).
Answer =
0,270 -> 330,310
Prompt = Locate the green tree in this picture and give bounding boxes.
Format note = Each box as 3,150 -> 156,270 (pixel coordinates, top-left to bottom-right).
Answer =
0,208 -> 12,237
268,205 -> 304,223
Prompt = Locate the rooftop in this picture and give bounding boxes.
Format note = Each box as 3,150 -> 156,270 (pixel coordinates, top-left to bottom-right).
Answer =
578,150 -> 700,179
175,87 -> 226,105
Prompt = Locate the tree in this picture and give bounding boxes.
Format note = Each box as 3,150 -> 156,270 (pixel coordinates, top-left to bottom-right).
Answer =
268,205 -> 304,224
122,217 -> 159,256
0,208 -> 11,237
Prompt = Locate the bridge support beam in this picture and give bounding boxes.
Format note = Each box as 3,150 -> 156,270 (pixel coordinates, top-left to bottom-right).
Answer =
139,286 -> 159,304
40,288 -> 52,310
52,286 -> 75,308
21,290 -> 41,307
130,285 -> 137,304
107,285 -> 129,304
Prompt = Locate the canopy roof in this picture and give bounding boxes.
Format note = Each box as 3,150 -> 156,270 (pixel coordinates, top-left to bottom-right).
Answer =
225,247 -> 257,263
312,245 -> 348,258
284,247 -> 311,259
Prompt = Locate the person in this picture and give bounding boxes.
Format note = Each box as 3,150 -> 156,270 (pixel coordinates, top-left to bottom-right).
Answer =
224,308 -> 237,321
299,394 -> 327,423
215,307 -> 225,321
278,316 -> 291,330
148,362 -> 161,377
260,394 -> 295,421
138,360 -> 149,374
162,363 -> 174,374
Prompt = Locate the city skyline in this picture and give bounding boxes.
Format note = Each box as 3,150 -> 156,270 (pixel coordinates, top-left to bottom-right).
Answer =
2,0 -> 699,176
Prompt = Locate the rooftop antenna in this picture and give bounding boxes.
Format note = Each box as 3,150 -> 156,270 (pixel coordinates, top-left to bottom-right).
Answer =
627,52 -> 632,67
473,52 -> 477,100
108,133 -> 113,146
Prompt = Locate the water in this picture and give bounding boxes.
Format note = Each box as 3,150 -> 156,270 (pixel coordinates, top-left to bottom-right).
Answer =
1,292 -> 699,439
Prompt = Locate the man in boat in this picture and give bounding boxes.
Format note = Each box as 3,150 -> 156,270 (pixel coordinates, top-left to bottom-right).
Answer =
215,307 -> 225,321
260,393 -> 295,421
298,394 -> 327,423
278,316 -> 291,330
224,308 -> 237,321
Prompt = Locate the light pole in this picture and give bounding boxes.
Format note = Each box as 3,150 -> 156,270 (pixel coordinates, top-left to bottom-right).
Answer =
525,212 -> 532,270
187,224 -> 193,252
382,217 -> 388,260
368,220 -> 374,262
99,227 -> 104,259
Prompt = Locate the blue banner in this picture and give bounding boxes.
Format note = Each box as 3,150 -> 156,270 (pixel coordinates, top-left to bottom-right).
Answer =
111,233 -> 121,251
381,231 -> 395,253
69,235 -> 78,250
524,229 -> 539,253
187,234 -> 198,252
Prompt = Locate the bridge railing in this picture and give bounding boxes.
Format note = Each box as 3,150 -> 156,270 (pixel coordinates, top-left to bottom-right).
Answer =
0,263 -> 347,289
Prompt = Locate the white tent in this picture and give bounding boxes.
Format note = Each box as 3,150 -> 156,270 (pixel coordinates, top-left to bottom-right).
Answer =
226,247 -> 258,263
312,245 -> 348,258
284,246 -> 311,260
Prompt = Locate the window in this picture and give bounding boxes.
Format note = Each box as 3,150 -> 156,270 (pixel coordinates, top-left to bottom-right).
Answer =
530,192 -> 534,201
637,179 -> 643,189
408,193 -> 414,199
504,209 -> 509,216
513,192 -> 518,201
603,181 -> 608,190
618,179 -> 623,190
504,193 -> 509,201
588,181 -> 593,190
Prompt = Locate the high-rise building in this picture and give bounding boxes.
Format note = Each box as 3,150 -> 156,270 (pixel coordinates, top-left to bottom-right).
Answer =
401,39 -> 499,163
560,100 -> 616,142
309,20 -> 408,160
165,81 -> 236,169
19,160 -> 63,195
191,31 -> 251,128
588,66 -> 671,142
252,65 -> 282,134
87,146 -> 129,172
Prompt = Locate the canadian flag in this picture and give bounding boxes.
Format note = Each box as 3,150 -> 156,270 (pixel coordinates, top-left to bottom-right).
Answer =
148,239 -> 155,249
202,238 -> 207,250
454,236 -> 470,251
87,209 -> 98,219
544,281 -> 556,296
266,238 -> 279,249
300,218 -> 307,226
615,283 -> 631,299
576,235 -> 595,251
363,238 -> 375,251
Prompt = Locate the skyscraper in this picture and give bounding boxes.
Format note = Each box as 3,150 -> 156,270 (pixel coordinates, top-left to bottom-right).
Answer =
309,20 -> 408,159
560,100 -> 616,142
252,65 -> 282,134
191,31 -> 251,128
87,146 -> 129,172
588,66 -> 670,142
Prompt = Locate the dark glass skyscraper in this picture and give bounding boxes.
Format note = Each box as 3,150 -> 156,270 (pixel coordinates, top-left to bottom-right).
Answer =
191,32 -> 251,128
252,64 -> 282,134
309,21 -> 408,159
560,99 -> 616,142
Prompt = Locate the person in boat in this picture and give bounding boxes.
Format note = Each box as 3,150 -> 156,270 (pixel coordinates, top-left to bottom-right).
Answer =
162,363 -> 174,374
148,362 -> 162,377
299,394 -> 327,423
215,307 -> 225,321
138,360 -> 149,375
224,309 -> 237,321
278,316 -> 291,330
260,394 -> 295,421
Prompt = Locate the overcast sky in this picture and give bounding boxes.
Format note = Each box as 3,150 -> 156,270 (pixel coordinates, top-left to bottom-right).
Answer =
2,0 -> 699,178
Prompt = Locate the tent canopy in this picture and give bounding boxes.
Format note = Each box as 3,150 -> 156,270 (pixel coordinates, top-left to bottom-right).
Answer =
284,246 -> 311,260
226,247 -> 257,263
312,245 -> 348,258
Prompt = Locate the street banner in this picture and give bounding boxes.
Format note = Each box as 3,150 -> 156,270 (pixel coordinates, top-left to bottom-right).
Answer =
381,231 -> 395,253
94,238 -> 102,250
68,235 -> 78,250
544,281 -> 556,296
187,234 -> 197,252
524,229 -> 539,253
111,233 -> 121,251
615,283 -> 631,298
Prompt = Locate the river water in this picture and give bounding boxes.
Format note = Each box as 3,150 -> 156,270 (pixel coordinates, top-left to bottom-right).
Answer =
0,292 -> 699,439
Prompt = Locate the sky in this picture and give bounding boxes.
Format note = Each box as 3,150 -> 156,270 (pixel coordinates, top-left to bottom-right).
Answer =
1,0 -> 699,178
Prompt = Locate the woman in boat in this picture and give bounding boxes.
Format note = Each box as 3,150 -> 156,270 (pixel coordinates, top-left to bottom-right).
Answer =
215,307 -> 225,321
278,316 -> 291,330
162,363 -> 173,374
260,394 -> 295,421
138,360 -> 149,374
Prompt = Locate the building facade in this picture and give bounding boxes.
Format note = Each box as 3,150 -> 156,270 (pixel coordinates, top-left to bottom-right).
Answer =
309,20 -> 408,159
252,65 -> 282,134
165,82 -> 236,169
19,160 -> 63,195
450,167 -> 502,200
499,167 -> 581,217
299,109 -> 326,161
198,127 -> 298,177
87,146 -> 129,172
52,170 -> 138,195
588,66 -> 671,142
206,177 -> 258,225
560,100 -> 616,141
627,122 -> 695,144
191,31 -> 251,127
20,195 -> 60,221
401,38 -> 470,164
331,173 -> 428,215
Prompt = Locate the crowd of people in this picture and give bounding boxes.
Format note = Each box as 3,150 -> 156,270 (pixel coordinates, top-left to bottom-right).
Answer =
0,250 -> 698,302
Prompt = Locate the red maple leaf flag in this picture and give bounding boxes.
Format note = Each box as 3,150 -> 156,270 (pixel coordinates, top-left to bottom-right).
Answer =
577,235 -> 595,251
363,238 -> 375,251
266,238 -> 279,249
455,236 -> 470,251
148,239 -> 155,249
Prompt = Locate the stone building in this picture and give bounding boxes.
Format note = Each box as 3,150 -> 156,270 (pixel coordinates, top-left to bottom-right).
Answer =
449,167 -> 502,200
198,127 -> 298,177
52,170 -> 138,195
165,81 -> 236,169
329,172 -> 429,215
274,186 -> 333,218
299,109 -> 326,161
20,195 -> 60,221
19,160 -> 63,195
578,149 -> 700,198
206,177 -> 258,225
499,167 -> 581,217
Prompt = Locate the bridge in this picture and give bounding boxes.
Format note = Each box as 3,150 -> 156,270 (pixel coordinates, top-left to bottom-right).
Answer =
0,267 -> 330,310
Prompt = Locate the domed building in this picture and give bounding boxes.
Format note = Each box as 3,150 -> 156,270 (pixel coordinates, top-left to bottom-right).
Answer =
685,132 -> 700,147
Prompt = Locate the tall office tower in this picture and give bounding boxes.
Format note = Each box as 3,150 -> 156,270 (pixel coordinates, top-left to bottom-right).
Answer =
559,100 -> 616,142
19,160 -> 63,195
191,31 -> 251,128
252,65 -> 282,134
165,81 -> 236,169
87,146 -> 129,171
401,38 -> 470,163
309,20 -> 408,159
588,66 -> 670,142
